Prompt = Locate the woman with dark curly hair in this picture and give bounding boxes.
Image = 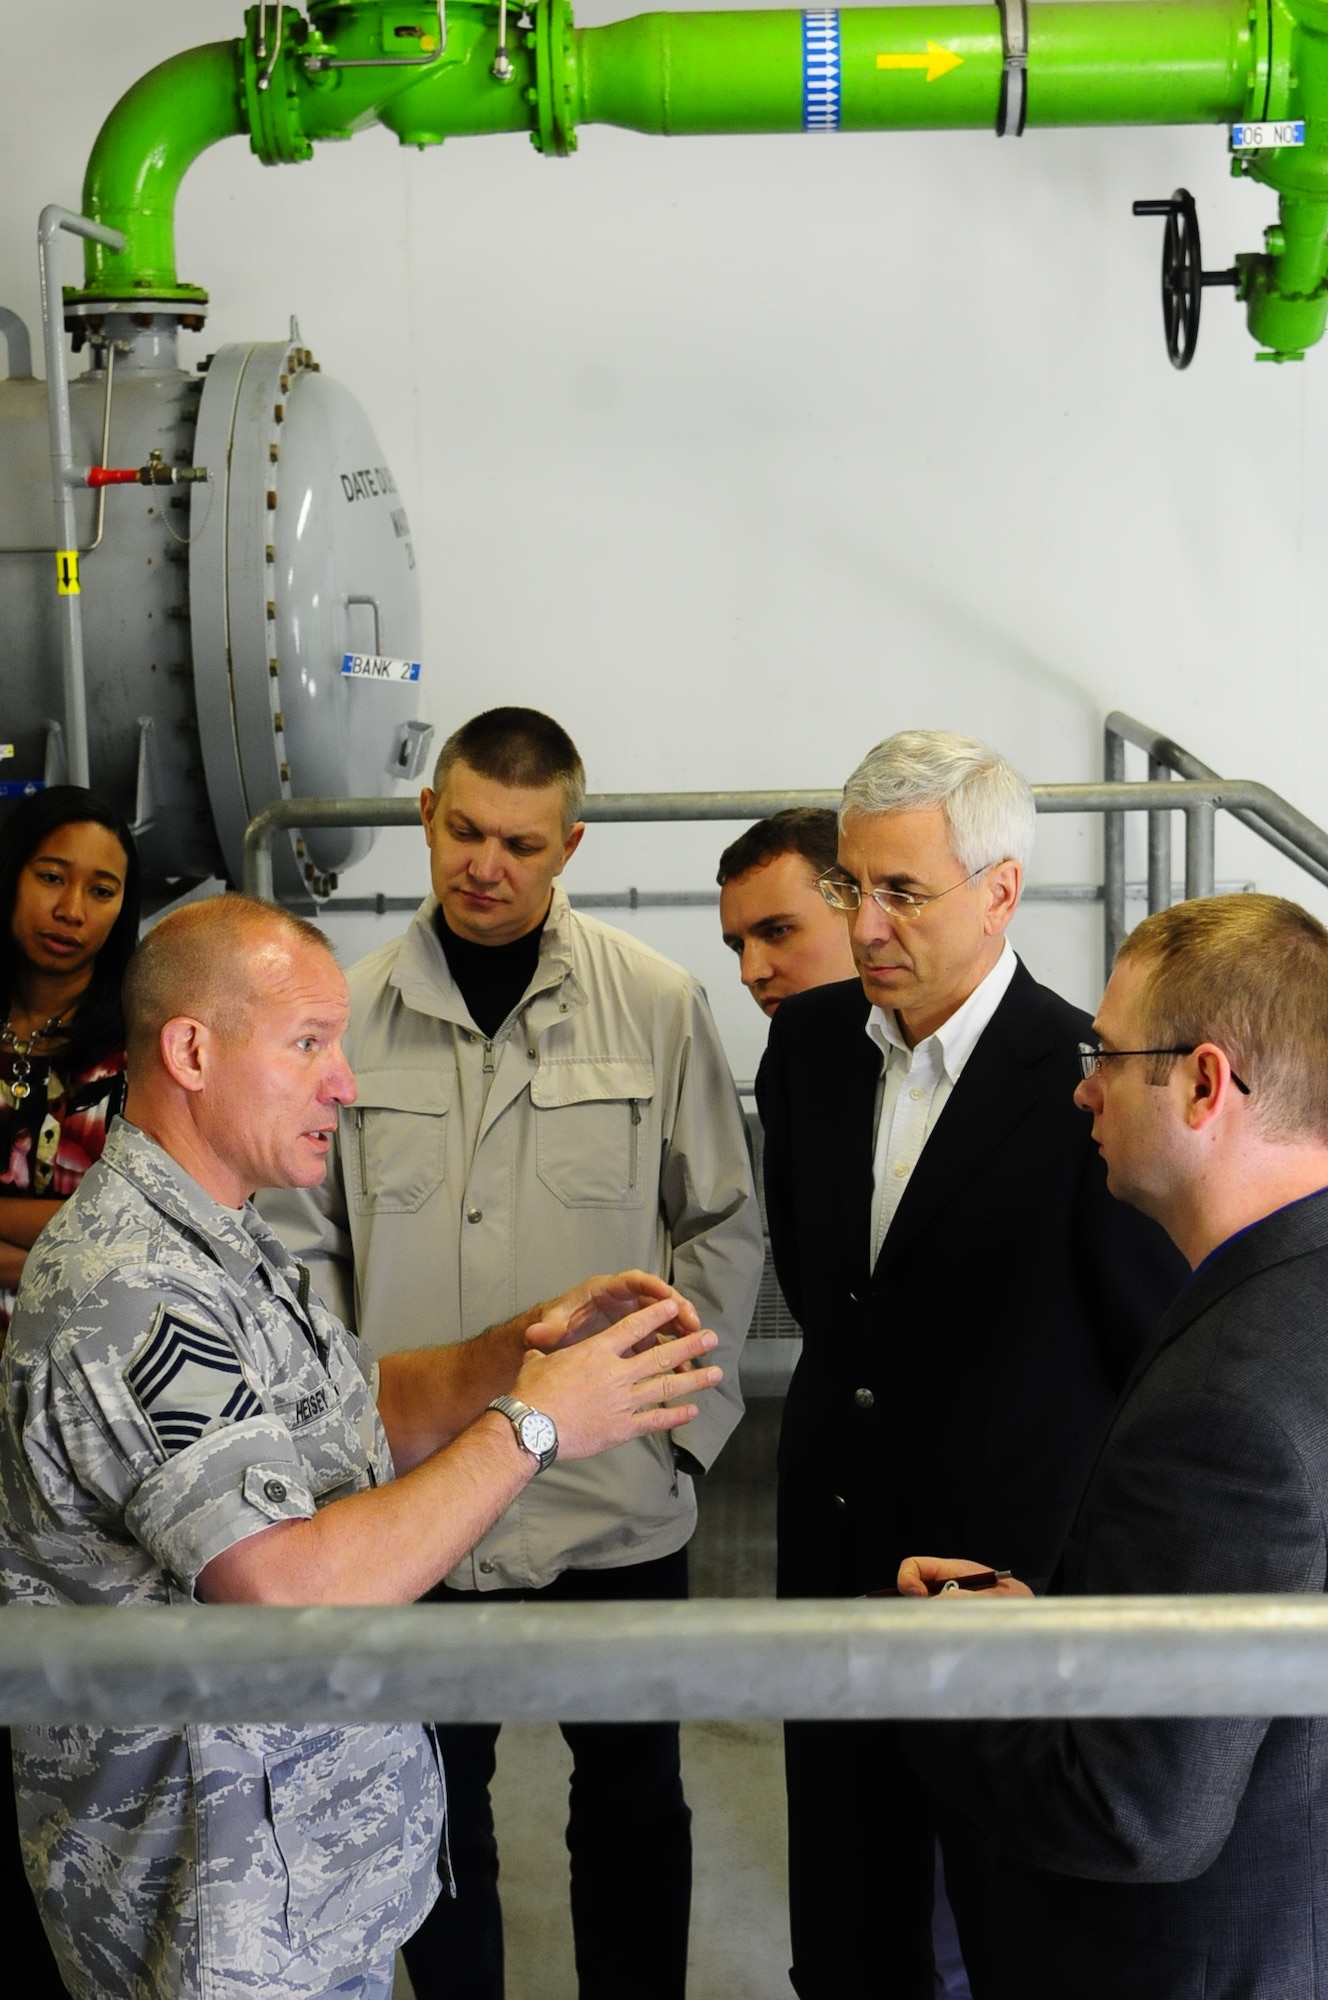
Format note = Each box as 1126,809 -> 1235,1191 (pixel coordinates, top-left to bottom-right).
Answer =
0,785 -> 140,1344
0,784 -> 140,1995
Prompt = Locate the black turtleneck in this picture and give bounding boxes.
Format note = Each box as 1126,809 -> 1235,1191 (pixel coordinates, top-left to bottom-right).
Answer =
434,908 -> 547,1039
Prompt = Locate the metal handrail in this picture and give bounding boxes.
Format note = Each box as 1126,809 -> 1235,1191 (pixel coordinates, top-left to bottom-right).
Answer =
5,1597 -> 1328,1725
241,790 -> 841,900
1103,711 -> 1328,964
242,778 -> 1328,909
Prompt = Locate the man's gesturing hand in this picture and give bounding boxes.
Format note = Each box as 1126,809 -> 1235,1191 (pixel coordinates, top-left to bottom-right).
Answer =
528,1269 -> 702,1354
513,1296 -> 720,1459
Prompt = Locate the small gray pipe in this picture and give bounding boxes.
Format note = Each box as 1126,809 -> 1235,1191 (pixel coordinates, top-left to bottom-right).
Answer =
5,1597 -> 1328,1727
37,205 -> 126,790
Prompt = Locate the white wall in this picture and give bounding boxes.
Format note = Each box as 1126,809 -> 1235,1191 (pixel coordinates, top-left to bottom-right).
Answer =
4,1 -> 1324,1082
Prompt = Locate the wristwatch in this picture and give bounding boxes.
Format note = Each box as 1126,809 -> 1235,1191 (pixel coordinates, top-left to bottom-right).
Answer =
487,1395 -> 559,1473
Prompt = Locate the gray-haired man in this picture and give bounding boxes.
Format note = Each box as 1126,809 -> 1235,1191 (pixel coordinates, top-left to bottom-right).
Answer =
757,731 -> 1186,1998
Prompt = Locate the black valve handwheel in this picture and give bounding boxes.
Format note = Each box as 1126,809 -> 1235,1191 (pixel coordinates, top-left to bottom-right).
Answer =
1132,189 -> 1202,369
1132,190 -> 1241,370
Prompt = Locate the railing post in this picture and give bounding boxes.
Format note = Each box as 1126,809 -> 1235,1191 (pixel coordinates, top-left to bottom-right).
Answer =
1185,802 -> 1217,900
1103,721 -> 1127,970
1147,757 -> 1173,914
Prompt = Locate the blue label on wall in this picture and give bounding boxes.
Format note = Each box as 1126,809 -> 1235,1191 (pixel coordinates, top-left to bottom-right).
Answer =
803,10 -> 841,130
0,781 -> 44,799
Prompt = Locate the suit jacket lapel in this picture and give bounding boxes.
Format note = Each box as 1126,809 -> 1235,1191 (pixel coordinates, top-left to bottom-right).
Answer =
870,963 -> 1059,1281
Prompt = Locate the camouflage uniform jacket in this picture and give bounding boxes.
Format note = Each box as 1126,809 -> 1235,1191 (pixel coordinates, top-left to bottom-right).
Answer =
0,1119 -> 445,2000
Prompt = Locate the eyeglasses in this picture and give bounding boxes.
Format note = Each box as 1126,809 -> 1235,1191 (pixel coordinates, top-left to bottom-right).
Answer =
1077,1042 -> 1251,1095
817,864 -> 991,923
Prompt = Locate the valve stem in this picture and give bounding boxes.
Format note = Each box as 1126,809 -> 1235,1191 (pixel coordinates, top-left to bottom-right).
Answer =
492,0 -> 514,81
82,450 -> 209,488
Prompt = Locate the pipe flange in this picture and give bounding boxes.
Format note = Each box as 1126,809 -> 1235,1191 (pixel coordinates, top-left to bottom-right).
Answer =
242,4 -> 315,165
532,0 -> 578,157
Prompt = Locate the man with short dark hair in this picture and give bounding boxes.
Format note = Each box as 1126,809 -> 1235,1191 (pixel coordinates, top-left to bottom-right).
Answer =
270,708 -> 763,2000
0,894 -> 721,2000
717,809 -> 856,1018
900,891 -> 1328,2000
759,730 -> 1186,1999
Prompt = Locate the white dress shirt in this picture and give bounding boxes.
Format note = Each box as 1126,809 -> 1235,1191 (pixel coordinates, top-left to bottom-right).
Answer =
868,943 -> 1019,1266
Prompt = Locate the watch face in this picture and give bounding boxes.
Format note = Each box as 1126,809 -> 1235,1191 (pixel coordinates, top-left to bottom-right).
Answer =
518,1410 -> 557,1460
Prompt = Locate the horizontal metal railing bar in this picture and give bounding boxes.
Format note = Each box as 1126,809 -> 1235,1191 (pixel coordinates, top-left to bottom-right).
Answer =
4,1598 -> 1328,1726
242,782 -> 1303,901
321,880 -> 1255,919
1107,710 -> 1328,893
240,791 -> 842,899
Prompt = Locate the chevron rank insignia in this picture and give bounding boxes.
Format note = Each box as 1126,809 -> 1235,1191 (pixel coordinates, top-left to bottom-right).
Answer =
126,1310 -> 263,1457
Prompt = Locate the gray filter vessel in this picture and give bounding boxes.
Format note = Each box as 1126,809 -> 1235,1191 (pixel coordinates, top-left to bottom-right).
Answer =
0,299 -> 431,902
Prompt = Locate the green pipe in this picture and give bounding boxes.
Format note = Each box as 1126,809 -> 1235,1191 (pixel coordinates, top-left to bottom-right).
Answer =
1239,4 -> 1328,355
68,0 -> 1328,361
574,4 -> 1248,137
78,41 -> 244,302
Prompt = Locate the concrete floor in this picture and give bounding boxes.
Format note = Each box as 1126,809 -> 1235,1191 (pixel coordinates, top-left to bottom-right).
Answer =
394,1401 -> 789,1999
393,1396 -> 972,1999
393,1716 -> 790,2000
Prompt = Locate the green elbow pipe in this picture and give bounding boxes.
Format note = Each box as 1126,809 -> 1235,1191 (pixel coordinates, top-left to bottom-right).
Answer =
78,40 -> 245,302
69,0 -> 1328,361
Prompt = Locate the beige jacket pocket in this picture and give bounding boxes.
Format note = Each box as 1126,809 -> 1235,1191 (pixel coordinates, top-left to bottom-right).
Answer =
531,1059 -> 654,1208
346,1067 -> 453,1215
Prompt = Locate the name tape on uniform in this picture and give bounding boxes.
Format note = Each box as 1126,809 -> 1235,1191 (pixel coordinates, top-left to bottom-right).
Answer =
1231,120 -> 1305,149
341,653 -> 422,684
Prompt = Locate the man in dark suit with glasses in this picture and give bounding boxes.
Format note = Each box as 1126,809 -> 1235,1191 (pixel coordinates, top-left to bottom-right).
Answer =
758,729 -> 1186,1999
901,891 -> 1328,1999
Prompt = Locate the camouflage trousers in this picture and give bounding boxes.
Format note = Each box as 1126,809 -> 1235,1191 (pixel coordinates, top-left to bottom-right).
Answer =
324,1961 -> 395,2000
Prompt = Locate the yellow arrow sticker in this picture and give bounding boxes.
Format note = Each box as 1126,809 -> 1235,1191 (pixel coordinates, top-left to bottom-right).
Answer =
876,41 -> 964,82
55,550 -> 79,596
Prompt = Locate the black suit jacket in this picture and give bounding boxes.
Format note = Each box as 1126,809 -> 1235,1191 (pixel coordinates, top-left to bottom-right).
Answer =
910,1190 -> 1328,1999
757,962 -> 1187,1596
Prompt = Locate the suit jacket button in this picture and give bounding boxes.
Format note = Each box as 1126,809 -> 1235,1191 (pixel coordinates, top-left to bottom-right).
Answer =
832,1493 -> 848,1511
853,1387 -> 875,1410
848,1290 -> 859,1304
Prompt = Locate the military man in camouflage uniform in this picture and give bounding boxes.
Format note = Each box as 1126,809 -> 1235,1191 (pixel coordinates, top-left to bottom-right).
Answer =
0,896 -> 721,2000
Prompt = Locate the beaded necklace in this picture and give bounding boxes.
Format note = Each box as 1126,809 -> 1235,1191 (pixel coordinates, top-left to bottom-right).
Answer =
1,1010 -> 72,1105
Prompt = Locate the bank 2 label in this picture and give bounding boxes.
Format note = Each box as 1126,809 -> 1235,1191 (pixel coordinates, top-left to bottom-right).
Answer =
341,653 -> 422,683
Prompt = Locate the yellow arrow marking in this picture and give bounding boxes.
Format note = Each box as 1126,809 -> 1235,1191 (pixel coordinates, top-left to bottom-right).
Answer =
876,42 -> 964,83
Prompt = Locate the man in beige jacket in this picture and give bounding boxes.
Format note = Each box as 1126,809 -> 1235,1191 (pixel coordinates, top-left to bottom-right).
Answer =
268,707 -> 763,2000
